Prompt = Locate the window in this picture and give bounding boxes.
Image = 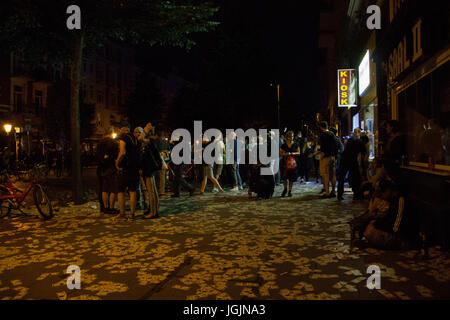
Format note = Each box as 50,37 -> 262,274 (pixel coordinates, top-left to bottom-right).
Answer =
96,64 -> 104,82
110,93 -> 116,107
97,90 -> 104,103
397,61 -> 450,167
13,85 -> 23,113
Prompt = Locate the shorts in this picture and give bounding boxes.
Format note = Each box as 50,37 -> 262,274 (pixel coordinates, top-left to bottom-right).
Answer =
118,169 -> 140,193
102,172 -> 120,194
319,156 -> 335,178
203,164 -> 213,178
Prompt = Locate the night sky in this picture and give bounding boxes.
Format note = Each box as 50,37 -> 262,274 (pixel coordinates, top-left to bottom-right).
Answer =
140,0 -> 321,131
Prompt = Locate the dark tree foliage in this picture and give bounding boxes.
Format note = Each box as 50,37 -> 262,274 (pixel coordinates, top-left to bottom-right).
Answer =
0,0 -> 219,203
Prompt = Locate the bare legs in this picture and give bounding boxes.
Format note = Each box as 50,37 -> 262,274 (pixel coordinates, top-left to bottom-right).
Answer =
144,176 -> 159,217
101,192 -> 116,210
200,165 -> 223,194
117,191 -> 136,220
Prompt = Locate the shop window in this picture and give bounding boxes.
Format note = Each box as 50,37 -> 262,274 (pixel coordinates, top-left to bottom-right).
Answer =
398,61 -> 450,167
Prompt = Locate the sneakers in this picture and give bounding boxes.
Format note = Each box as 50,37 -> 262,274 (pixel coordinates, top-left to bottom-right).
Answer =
320,194 -> 330,199
288,191 -> 292,197
231,187 -> 238,192
329,191 -> 336,198
281,189 -> 287,197
239,186 -> 244,190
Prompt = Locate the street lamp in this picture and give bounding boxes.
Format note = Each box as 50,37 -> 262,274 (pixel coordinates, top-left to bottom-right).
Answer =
270,83 -> 281,129
112,132 -> 117,139
4,124 -> 12,135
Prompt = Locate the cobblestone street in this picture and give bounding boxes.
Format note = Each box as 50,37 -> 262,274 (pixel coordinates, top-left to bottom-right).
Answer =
0,182 -> 449,300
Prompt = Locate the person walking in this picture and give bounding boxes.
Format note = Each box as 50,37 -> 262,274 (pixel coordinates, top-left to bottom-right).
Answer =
337,128 -> 366,200
212,133 -> 226,191
280,131 -> 300,197
199,137 -> 224,194
170,135 -> 195,197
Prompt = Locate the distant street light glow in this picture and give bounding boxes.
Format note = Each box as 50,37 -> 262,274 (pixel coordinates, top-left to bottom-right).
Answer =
4,124 -> 12,134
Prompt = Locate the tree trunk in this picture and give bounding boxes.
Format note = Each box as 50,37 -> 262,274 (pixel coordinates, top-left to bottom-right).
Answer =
70,32 -> 84,204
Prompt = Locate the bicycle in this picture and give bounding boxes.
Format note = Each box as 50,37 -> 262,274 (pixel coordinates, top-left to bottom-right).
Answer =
0,164 -> 53,220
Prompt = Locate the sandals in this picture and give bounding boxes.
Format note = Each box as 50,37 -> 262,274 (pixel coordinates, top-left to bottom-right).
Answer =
144,213 -> 160,219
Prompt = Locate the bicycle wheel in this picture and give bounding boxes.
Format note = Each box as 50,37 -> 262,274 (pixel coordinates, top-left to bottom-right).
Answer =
33,184 -> 53,219
0,200 -> 12,218
0,185 -> 12,218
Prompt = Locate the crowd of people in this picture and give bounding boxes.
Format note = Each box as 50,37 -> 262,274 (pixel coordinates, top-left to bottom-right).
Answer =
94,119 -> 418,250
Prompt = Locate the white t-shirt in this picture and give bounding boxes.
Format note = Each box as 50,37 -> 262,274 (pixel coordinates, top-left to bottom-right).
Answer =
215,140 -> 225,164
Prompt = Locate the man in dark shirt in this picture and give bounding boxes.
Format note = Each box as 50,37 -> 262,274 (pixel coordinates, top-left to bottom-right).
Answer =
383,120 -> 406,183
115,123 -> 151,220
316,121 -> 338,198
97,132 -> 119,214
337,128 -> 366,200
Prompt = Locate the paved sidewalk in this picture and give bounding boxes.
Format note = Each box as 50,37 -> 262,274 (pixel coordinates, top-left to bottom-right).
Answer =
0,182 -> 449,300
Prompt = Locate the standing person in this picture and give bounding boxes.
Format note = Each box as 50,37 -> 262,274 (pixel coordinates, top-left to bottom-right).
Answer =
330,126 -> 344,187
298,131 -> 309,183
133,127 -> 146,211
115,123 -> 150,221
154,128 -> 171,196
360,131 -> 370,183
199,137 -> 224,194
295,131 -> 306,183
212,133 -> 226,191
337,128 -> 366,200
171,135 -> 195,197
97,131 -> 119,214
383,120 -> 406,184
229,132 -> 243,191
304,141 -> 314,182
280,131 -> 300,197
312,121 -> 338,198
141,124 -> 167,219
310,137 -> 321,183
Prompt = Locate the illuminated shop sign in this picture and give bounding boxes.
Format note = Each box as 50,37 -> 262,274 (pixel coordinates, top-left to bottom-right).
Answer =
388,19 -> 423,82
359,50 -> 370,95
337,69 -> 357,107
352,113 -> 360,131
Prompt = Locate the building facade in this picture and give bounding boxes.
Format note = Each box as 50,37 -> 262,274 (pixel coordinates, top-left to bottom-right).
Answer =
0,42 -> 140,158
